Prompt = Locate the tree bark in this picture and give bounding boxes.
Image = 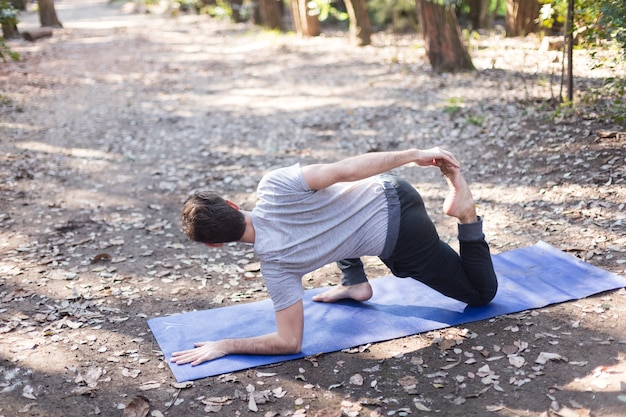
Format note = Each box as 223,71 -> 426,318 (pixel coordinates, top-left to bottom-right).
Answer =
258,0 -> 283,30
343,0 -> 372,46
290,0 -> 320,37
229,0 -> 245,23
2,22 -> 19,39
505,0 -> 541,37
10,0 -> 26,11
38,0 -> 63,28
416,0 -> 474,72
468,0 -> 490,30
22,27 -> 54,41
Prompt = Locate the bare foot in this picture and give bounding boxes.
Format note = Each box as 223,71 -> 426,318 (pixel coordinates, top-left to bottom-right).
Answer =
440,164 -> 477,224
312,282 -> 373,303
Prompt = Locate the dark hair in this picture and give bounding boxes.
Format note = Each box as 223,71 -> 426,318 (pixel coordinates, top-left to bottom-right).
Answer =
181,192 -> 246,244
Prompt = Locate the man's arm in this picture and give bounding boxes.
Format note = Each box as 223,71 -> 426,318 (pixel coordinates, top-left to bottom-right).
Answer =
301,147 -> 460,191
170,300 -> 304,366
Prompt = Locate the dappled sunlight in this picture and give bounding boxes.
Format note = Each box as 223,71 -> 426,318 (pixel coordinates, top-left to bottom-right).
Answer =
14,141 -> 121,162
0,122 -> 42,131
564,354 -> 626,393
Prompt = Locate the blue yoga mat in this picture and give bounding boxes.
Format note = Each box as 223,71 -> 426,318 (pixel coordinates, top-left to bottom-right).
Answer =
148,241 -> 626,382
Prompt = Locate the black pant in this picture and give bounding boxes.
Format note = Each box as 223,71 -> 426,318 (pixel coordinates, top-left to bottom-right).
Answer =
338,176 -> 498,306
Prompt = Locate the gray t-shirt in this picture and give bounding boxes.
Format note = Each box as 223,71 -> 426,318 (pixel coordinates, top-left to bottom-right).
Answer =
250,163 -> 394,311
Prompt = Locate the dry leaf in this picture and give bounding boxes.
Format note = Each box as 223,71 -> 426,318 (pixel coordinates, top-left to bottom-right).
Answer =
272,387 -> 287,398
441,359 -> 461,370
172,381 -> 194,389
508,356 -> 526,368
91,253 -> 112,264
554,407 -> 591,417
501,345 -> 518,355
535,352 -> 567,364
438,339 -> 457,350
139,382 -> 161,391
414,402 -> 431,412
122,395 -> 150,417
122,368 -> 141,378
486,405 -> 505,412
248,392 -> 258,412
256,372 -> 277,378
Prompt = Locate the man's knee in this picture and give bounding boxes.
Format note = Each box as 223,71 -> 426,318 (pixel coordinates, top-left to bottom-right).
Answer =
467,284 -> 498,307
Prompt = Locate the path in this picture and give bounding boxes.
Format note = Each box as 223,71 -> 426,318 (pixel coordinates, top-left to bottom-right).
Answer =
1,1 -> 625,416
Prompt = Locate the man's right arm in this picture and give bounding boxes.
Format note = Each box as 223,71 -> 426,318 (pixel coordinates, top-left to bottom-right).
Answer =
301,147 -> 460,191
170,300 -> 304,366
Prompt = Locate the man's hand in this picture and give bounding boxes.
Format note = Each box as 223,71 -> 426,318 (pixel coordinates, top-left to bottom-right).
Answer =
413,147 -> 460,169
171,341 -> 227,367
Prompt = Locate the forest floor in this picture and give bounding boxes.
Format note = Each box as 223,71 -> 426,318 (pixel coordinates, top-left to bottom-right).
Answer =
1,0 -> 626,416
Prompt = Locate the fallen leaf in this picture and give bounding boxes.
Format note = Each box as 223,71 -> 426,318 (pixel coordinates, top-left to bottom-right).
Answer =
91,253 -> 112,264
414,402 -> 431,411
441,359 -> 461,370
486,405 -> 505,412
535,352 -> 567,364
508,356 -> 526,368
122,368 -> 141,378
139,382 -> 161,391
502,345 -> 518,355
122,395 -> 150,417
172,381 -> 194,389
553,407 -> 591,417
248,392 -> 258,412
438,339 -> 457,350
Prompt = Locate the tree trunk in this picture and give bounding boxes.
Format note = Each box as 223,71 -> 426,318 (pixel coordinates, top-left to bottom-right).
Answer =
505,0 -> 541,37
229,0 -> 245,23
290,0 -> 320,37
38,0 -> 63,28
10,0 -> 26,11
258,0 -> 283,30
343,0 -> 372,46
2,22 -> 19,39
416,0 -> 474,72
22,27 -> 54,41
468,0 -> 490,30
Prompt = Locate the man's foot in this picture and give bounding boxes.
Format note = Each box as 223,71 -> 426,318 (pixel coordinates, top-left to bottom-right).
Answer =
440,164 -> 478,224
312,282 -> 373,303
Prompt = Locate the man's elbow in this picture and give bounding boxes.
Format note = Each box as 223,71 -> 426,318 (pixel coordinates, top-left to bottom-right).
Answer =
285,339 -> 302,355
278,337 -> 301,355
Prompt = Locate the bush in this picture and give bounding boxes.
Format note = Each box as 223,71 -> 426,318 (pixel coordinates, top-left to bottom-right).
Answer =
538,0 -> 626,59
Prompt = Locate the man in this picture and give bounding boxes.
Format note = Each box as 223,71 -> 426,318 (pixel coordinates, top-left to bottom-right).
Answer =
171,147 -> 498,367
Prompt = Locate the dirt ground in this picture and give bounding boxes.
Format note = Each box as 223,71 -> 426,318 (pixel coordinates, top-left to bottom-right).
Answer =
1,1 -> 626,416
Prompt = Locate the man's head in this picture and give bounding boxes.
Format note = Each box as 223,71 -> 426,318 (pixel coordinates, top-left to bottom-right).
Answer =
181,192 -> 246,244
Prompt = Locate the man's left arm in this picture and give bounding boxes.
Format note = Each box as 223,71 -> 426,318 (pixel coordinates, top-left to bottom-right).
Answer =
170,300 -> 304,366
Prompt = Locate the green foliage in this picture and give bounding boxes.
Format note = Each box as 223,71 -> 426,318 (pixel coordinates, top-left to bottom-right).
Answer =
367,0 -> 416,29
465,115 -> 483,126
0,36 -> 19,62
0,0 -> 19,62
443,97 -> 464,115
309,0 -> 348,22
580,77 -> 626,123
199,0 -> 233,19
538,0 -> 626,58
597,0 -> 626,57
0,0 -> 18,26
